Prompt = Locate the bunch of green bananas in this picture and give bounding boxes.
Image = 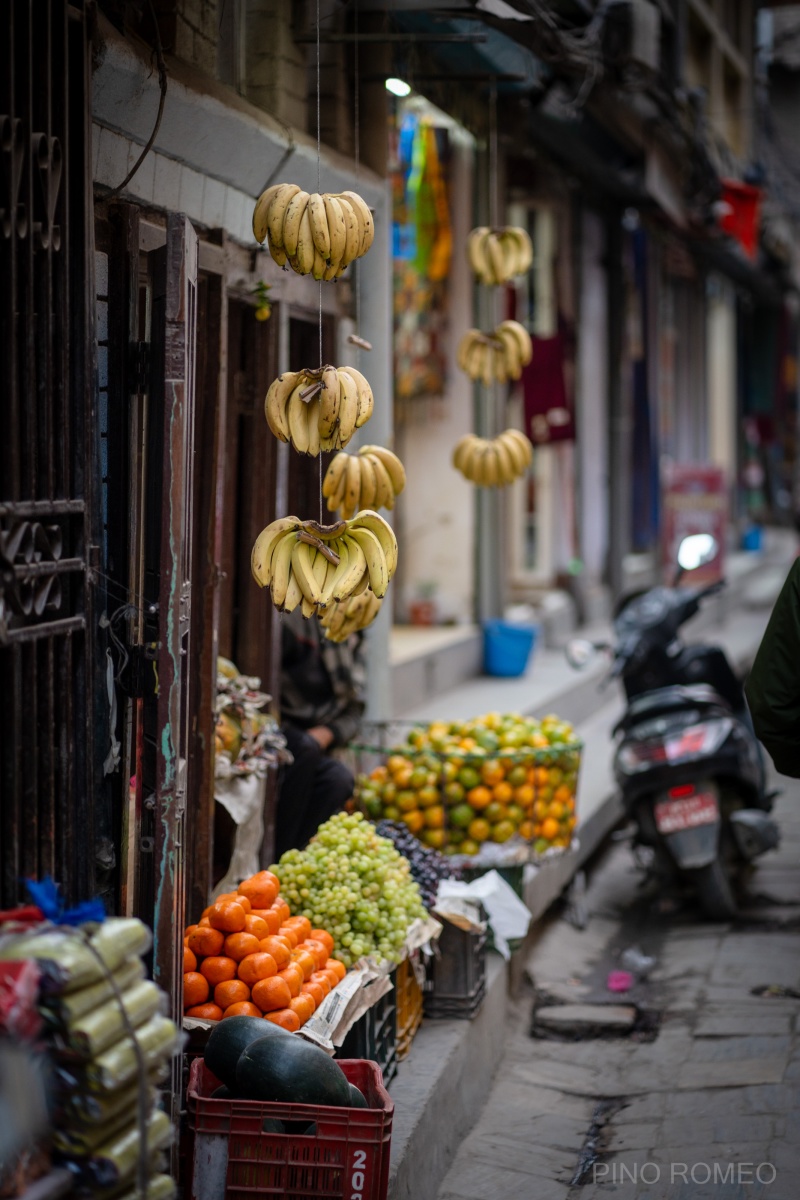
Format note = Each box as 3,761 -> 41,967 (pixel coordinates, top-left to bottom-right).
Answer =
265,364 -> 373,454
253,184 -> 374,278
320,590 -> 383,642
251,511 -> 398,616
322,445 -> 406,520
452,429 -> 533,487
466,225 -> 533,285
457,320 -> 533,386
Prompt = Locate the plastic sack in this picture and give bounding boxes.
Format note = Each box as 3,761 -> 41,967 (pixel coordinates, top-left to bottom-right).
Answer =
434,869 -> 532,959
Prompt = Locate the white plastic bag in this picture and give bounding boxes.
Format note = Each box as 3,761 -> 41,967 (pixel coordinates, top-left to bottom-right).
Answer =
435,869 -> 532,959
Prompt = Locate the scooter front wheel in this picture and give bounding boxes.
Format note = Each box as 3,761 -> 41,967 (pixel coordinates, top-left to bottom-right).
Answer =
687,859 -> 738,920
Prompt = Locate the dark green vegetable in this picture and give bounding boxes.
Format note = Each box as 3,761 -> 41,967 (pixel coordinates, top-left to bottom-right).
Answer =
347,1083 -> 368,1108
235,1035 -> 351,1106
204,1016 -> 290,1089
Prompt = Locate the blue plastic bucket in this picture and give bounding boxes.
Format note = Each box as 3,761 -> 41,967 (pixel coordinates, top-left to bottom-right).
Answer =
482,620 -> 537,678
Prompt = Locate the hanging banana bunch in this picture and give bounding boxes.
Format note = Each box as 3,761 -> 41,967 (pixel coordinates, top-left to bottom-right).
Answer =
466,226 -> 533,286
251,511 -> 397,616
253,184 -> 374,278
265,365 -> 374,454
457,320 -> 533,386
322,445 -> 406,520
320,590 -> 383,642
452,429 -> 533,488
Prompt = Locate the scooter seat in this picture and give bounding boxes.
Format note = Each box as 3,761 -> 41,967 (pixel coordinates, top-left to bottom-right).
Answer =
615,684 -> 732,734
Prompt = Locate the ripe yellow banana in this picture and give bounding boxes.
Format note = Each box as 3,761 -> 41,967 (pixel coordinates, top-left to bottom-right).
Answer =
295,208 -> 315,275
282,570 -> 304,613
264,371 -> 300,442
493,435 -> 517,484
269,531 -> 296,606
266,183 -> 301,249
343,455 -> 361,517
340,365 -> 373,428
306,396 -> 321,457
307,193 -> 331,261
365,453 -> 393,510
253,184 -> 283,244
359,445 -> 406,495
251,517 -> 300,587
291,539 -> 323,605
357,455 -> 377,511
323,195 -> 347,267
318,366 -> 341,441
339,191 -> 374,255
337,534 -> 368,599
337,197 -> 361,268
347,526 -> 388,597
350,510 -> 397,577
287,384 -> 311,454
322,452 -> 347,500
282,190 -> 309,258
334,371 -> 360,448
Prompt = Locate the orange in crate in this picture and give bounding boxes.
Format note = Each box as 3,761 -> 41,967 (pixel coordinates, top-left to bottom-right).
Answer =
238,870 -> 280,908
214,979 -> 250,1009
187,926 -> 224,958
237,952 -> 278,986
251,975 -> 292,1013
200,956 -> 238,986
184,972 -> 210,1008
223,1001 -> 262,1019
208,901 -> 247,934
223,932 -> 261,962
264,1007 -> 301,1032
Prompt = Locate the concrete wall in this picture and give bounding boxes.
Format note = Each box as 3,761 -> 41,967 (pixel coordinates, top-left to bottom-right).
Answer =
244,0 -> 309,132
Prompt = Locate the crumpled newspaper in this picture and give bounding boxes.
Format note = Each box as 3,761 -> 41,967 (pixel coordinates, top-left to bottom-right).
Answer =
214,658 -> 291,781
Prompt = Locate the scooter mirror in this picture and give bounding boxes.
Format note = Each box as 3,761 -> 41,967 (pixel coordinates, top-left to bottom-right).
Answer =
565,638 -> 596,670
677,533 -> 718,572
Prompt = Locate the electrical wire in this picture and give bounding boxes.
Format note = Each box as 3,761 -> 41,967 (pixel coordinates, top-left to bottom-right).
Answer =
97,0 -> 168,202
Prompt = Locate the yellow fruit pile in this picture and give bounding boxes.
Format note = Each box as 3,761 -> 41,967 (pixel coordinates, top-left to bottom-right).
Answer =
355,712 -> 580,858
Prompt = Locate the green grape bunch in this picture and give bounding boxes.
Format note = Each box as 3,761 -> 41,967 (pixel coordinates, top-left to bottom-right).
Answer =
272,811 -> 428,967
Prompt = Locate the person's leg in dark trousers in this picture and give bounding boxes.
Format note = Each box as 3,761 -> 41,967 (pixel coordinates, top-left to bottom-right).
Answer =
275,726 -> 355,857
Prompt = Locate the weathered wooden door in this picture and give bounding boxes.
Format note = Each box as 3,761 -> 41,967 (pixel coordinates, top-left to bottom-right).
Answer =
0,1 -> 100,907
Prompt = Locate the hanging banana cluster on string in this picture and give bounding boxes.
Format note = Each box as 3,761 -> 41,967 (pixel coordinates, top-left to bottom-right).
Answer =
320,590 -> 383,643
251,512 -> 397,618
457,320 -> 533,385
253,184 -> 374,278
452,430 -> 533,487
466,226 -> 533,286
322,445 -> 406,520
249,24 -> 401,640
265,365 -> 374,454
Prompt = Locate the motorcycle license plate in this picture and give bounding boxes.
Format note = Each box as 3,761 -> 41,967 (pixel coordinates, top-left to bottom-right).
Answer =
654,792 -> 719,834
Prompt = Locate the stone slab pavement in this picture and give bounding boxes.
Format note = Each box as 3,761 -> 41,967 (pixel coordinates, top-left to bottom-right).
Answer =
436,776 -> 800,1200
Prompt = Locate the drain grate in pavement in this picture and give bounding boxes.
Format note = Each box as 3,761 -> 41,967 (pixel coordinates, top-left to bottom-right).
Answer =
530,1000 -> 661,1042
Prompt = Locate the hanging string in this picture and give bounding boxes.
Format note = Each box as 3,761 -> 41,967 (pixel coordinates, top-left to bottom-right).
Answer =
354,0 -> 361,368
317,0 -> 323,523
489,80 -> 498,232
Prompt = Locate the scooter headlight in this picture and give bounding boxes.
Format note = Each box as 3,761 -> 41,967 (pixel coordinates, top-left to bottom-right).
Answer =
619,718 -> 733,773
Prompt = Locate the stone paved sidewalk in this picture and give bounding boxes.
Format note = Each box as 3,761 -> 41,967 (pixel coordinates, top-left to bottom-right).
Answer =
437,780 -> 800,1200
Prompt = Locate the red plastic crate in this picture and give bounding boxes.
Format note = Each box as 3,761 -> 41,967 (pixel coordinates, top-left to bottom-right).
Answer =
186,1057 -> 393,1200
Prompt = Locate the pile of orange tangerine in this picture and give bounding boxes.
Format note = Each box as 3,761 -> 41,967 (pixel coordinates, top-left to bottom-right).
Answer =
183,869 -> 346,1031
355,712 -> 581,857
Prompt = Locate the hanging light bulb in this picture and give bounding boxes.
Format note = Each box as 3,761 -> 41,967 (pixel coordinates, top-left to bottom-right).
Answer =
385,77 -> 411,97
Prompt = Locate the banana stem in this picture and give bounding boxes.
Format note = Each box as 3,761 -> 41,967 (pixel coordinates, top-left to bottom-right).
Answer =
296,529 -> 341,564
300,381 -> 324,402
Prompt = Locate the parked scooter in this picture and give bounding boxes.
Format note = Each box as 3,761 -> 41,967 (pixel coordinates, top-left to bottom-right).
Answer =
566,534 -> 779,919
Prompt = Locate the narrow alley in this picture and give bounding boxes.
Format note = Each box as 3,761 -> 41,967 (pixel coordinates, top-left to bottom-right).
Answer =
437,781 -> 800,1200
